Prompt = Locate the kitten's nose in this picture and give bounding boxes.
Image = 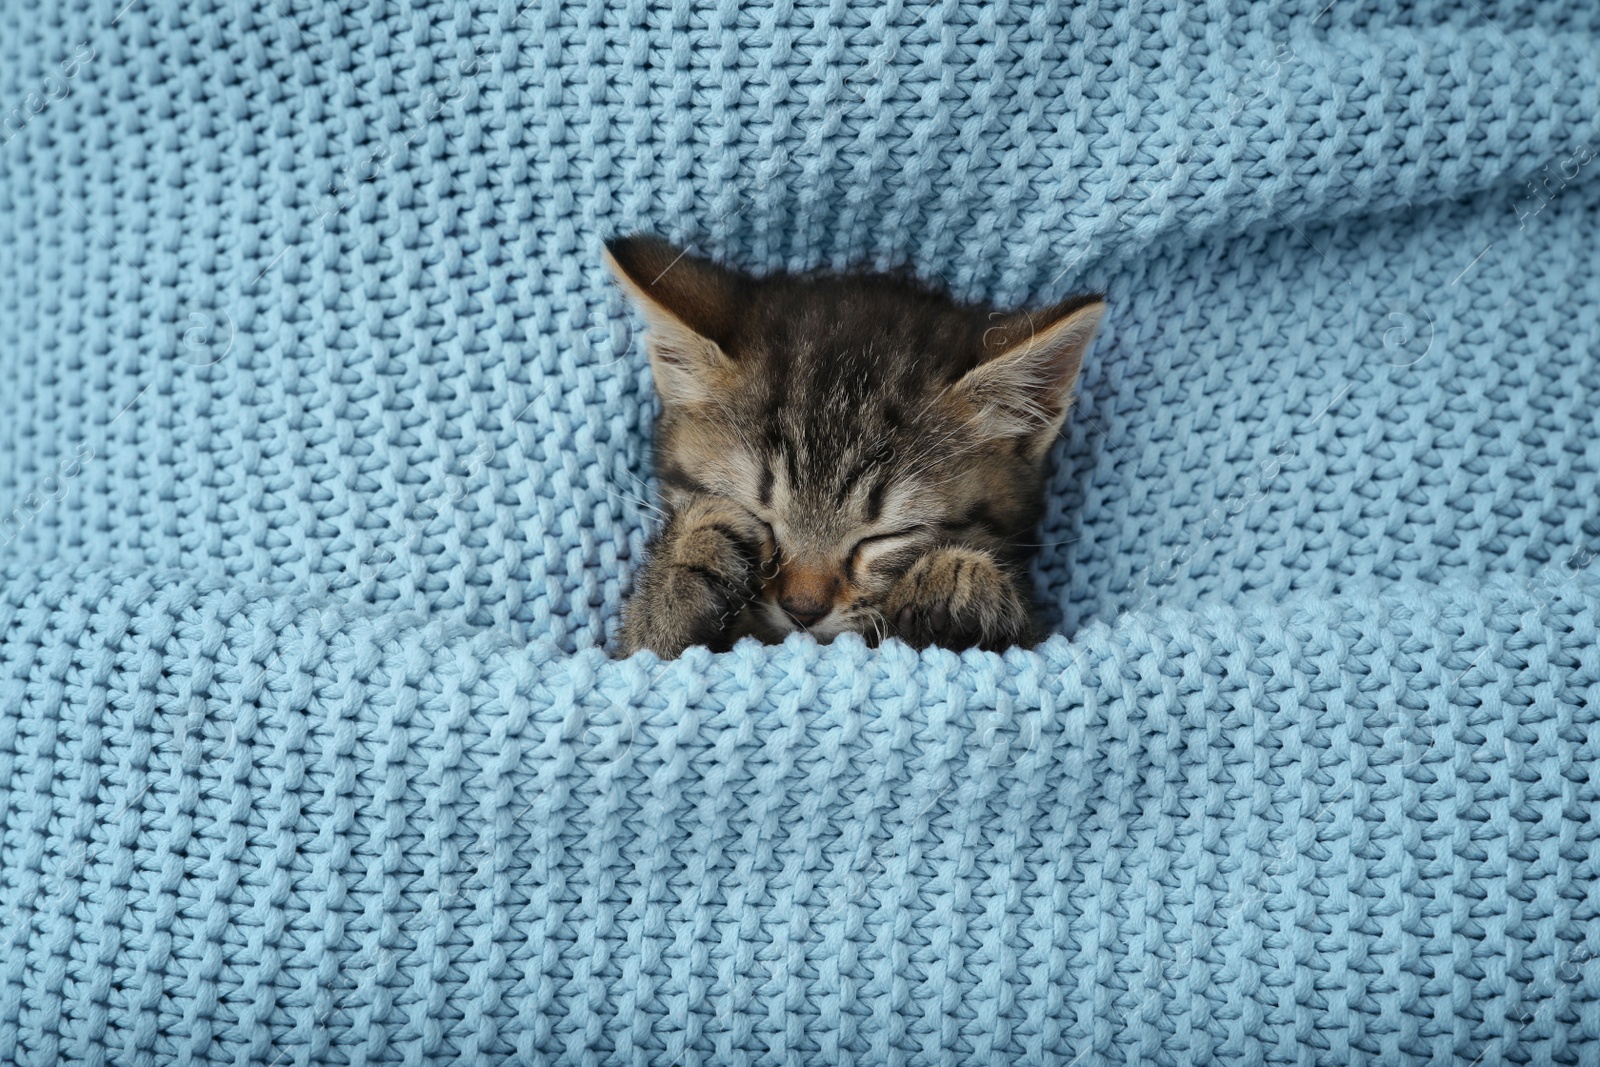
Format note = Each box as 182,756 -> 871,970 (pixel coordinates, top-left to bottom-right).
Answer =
781,599 -> 829,628
778,566 -> 838,629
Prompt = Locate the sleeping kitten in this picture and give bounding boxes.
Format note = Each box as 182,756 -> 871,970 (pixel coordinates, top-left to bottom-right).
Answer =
606,235 -> 1105,658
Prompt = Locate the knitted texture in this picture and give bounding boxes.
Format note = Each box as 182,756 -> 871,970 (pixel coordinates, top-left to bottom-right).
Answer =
2,0 -> 1600,1061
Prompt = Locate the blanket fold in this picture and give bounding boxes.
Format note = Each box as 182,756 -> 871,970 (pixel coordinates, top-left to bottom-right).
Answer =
1,560 -> 1597,1062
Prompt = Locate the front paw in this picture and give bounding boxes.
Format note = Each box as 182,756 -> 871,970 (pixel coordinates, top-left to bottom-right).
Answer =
616,499 -> 774,658
884,547 -> 1034,652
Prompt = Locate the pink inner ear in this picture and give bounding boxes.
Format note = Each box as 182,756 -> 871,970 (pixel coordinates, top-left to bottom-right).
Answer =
949,300 -> 1105,450
1003,302 -> 1105,385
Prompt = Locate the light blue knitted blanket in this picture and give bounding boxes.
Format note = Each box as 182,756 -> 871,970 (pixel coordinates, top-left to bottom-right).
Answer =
3,0 -> 1599,1062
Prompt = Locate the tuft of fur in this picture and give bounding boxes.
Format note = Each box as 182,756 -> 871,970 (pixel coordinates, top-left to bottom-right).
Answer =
607,234 -> 1106,658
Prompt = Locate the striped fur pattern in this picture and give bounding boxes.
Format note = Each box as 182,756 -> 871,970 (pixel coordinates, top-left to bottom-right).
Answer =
608,235 -> 1106,658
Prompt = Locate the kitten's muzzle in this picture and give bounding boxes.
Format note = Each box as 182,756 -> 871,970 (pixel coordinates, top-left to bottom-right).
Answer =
782,603 -> 828,628
774,564 -> 840,629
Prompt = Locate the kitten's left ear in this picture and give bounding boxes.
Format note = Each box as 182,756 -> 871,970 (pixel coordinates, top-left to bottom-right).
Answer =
604,234 -> 748,408
952,296 -> 1107,457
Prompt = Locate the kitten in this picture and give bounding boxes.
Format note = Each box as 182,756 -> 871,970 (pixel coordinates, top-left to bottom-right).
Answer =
606,235 -> 1105,659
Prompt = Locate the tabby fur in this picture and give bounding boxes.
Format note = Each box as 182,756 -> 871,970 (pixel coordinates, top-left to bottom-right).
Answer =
606,235 -> 1105,658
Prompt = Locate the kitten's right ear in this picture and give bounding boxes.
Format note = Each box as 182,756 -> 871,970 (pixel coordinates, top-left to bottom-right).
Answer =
604,235 -> 747,408
951,296 -> 1106,458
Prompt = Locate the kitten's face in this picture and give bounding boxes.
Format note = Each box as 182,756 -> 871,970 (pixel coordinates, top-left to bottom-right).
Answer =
662,355 -> 1000,642
607,236 -> 1105,644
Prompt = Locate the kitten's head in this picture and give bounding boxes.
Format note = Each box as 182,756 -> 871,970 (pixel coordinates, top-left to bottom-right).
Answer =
606,235 -> 1105,644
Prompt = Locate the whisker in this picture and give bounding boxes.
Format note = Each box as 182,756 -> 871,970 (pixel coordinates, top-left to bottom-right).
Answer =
604,482 -> 666,522
1005,535 -> 1080,549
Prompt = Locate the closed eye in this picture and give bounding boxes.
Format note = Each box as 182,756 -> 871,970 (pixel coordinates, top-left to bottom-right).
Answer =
848,525 -> 931,575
